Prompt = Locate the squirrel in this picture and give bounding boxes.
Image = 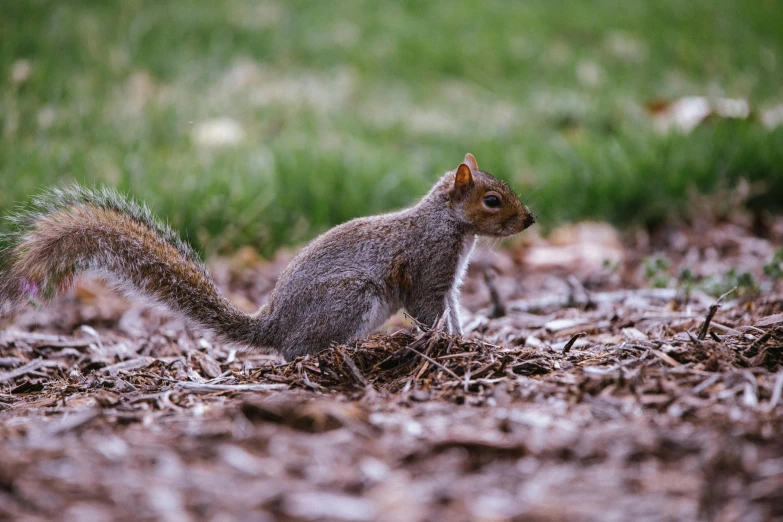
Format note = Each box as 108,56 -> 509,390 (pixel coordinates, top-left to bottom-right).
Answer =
0,154 -> 534,359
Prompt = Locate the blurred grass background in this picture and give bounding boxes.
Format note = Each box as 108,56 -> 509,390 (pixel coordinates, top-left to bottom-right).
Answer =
2,0 -> 782,256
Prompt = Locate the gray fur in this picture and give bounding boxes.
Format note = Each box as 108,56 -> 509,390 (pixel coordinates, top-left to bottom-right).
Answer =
0,158 -> 533,360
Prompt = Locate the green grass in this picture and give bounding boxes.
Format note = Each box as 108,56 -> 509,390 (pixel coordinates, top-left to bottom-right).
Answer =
2,0 -> 783,255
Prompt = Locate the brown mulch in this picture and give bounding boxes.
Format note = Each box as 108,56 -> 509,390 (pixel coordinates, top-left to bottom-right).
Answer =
1,217 -> 783,522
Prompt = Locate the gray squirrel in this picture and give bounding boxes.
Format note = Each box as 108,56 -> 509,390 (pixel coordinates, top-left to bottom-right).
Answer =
0,154 -> 534,358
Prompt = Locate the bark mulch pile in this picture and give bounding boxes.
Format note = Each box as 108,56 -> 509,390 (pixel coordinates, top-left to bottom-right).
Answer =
1,217 -> 783,521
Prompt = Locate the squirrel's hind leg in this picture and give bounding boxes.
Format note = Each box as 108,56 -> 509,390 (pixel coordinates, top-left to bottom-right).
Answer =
276,278 -> 391,359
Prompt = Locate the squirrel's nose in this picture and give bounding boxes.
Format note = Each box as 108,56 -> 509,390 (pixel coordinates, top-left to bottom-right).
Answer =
523,213 -> 536,228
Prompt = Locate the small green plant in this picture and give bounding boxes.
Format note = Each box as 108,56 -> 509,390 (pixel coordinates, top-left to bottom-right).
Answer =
668,264 -> 759,298
643,256 -> 672,288
700,269 -> 758,298
763,248 -> 783,280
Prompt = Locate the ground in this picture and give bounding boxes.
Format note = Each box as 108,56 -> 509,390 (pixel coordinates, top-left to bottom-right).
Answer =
3,2 -> 783,520
1,215 -> 782,522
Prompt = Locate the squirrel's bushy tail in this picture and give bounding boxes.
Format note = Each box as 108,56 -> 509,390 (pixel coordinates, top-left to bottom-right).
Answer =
0,185 -> 267,347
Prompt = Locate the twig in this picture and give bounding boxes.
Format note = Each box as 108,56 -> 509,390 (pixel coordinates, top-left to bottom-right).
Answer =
0,357 -> 22,368
0,358 -> 44,383
414,360 -> 431,379
403,311 -> 432,332
337,348 -> 370,387
299,368 -> 327,392
471,361 -> 498,379
562,333 -> 586,354
698,287 -> 736,340
649,349 -> 681,367
403,344 -> 462,382
691,374 -> 721,396
437,352 -> 475,360
100,357 -> 156,376
709,322 -> 742,335
174,382 -> 287,393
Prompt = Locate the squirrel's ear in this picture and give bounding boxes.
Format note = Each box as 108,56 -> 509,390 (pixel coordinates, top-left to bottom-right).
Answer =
454,163 -> 474,195
464,153 -> 478,171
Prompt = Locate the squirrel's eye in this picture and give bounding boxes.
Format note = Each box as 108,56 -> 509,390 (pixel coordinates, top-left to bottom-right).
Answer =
483,195 -> 501,208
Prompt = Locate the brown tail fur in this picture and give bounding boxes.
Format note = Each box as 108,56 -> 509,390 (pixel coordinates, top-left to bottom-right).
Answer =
0,185 -> 266,347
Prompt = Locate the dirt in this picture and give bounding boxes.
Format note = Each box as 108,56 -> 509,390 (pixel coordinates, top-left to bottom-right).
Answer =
1,217 -> 783,522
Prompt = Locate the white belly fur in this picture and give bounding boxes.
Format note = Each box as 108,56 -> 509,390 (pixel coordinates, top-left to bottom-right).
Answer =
453,235 -> 477,293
